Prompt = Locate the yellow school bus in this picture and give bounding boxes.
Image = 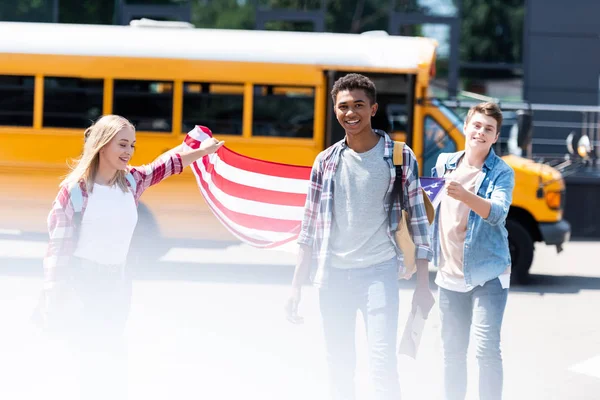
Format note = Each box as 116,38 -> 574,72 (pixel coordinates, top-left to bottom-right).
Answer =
0,21 -> 569,281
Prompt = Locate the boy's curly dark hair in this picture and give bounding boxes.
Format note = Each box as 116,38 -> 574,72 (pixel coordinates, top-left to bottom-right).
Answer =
331,73 -> 377,105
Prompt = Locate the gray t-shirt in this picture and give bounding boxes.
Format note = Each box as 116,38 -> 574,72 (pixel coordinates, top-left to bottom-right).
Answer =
330,137 -> 397,269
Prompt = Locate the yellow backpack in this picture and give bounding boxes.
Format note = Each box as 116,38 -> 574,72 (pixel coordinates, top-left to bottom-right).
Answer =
391,141 -> 435,279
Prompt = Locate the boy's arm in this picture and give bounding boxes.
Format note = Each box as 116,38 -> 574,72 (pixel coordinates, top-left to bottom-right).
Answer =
296,155 -> 323,250
482,167 -> 514,225
403,147 -> 435,316
403,147 -> 434,263
447,166 -> 514,226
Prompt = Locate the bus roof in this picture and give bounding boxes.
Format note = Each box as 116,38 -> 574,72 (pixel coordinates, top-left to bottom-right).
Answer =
0,22 -> 437,72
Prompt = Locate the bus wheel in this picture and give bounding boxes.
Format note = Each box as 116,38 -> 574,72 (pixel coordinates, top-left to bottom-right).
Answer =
506,219 -> 534,284
128,203 -> 165,270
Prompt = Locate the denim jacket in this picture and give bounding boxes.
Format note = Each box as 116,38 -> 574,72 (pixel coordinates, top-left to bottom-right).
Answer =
431,149 -> 515,287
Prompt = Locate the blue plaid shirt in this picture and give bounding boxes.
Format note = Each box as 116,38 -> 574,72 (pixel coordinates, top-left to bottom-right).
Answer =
298,130 -> 433,288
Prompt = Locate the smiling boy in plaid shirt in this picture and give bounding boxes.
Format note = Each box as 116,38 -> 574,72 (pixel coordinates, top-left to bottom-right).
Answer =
285,74 -> 434,400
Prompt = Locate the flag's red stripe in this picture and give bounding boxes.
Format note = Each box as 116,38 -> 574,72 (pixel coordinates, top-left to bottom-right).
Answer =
218,147 -> 311,180
200,157 -> 307,207
207,205 -> 275,247
193,162 -> 302,234
209,205 -> 298,249
185,134 -> 311,180
184,134 -> 200,149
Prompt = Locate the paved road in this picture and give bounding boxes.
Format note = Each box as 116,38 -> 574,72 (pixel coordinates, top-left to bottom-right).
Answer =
0,231 -> 599,400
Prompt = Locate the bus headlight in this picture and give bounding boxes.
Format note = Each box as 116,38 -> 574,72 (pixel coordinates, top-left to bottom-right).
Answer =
545,191 -> 562,210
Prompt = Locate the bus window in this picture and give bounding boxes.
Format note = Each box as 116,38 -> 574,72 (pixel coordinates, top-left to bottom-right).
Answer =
252,85 -> 314,138
113,79 -> 173,132
423,116 -> 457,176
182,82 -> 243,135
0,75 -> 34,127
43,77 -> 103,128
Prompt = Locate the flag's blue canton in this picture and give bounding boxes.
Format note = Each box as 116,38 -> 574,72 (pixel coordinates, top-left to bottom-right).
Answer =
420,177 -> 445,208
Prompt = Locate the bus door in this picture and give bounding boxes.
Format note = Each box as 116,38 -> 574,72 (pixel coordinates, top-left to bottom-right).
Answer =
420,102 -> 464,176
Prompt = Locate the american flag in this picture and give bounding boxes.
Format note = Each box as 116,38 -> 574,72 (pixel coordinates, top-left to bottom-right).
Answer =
420,176 -> 446,210
182,126 -> 445,249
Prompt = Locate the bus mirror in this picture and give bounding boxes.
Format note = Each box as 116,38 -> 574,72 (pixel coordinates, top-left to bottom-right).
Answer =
515,109 -> 533,149
577,134 -> 592,159
566,131 -> 577,155
566,131 -> 587,158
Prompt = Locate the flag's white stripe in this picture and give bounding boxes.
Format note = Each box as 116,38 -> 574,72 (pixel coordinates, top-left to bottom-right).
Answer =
425,184 -> 445,209
190,161 -> 298,243
183,142 -> 308,195
188,126 -> 210,141
196,178 -> 297,245
194,156 -> 305,221
186,131 -> 309,194
431,192 -> 444,209
213,157 -> 308,194
183,141 -> 304,220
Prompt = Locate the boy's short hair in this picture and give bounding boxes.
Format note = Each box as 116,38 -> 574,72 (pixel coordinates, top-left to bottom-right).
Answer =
331,73 -> 377,105
465,102 -> 503,133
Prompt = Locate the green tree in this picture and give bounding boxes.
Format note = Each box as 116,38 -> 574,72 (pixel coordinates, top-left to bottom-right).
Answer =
326,0 -> 387,33
0,0 -> 54,22
58,0 -> 114,24
192,0 -> 254,29
460,0 -> 524,64
3,0 -> 524,67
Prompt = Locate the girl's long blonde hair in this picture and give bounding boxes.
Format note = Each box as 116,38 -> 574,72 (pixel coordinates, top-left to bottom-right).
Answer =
61,115 -> 135,193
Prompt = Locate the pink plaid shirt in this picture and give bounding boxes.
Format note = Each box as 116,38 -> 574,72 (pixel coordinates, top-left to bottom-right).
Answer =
43,152 -> 183,282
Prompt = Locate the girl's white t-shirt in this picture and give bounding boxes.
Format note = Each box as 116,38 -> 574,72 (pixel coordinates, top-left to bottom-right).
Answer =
73,183 -> 138,265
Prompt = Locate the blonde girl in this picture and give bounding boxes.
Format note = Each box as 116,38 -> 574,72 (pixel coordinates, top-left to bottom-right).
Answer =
40,115 -> 223,400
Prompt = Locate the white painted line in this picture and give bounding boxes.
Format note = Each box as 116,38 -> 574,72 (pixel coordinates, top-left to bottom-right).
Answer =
0,238 -> 299,266
0,229 -> 22,236
160,243 -> 296,266
0,239 -> 46,259
569,355 -> 600,379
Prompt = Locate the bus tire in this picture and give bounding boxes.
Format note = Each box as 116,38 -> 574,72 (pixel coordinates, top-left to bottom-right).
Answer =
128,203 -> 165,269
506,219 -> 534,284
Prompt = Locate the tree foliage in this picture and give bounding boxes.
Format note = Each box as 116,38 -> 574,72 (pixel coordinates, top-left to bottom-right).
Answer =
192,0 -> 254,30
461,0 -> 523,64
0,0 -> 54,22
1,0 -> 524,68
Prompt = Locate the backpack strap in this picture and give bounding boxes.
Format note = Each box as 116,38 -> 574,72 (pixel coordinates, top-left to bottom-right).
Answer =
392,141 -> 404,167
434,153 -> 451,178
391,141 -> 436,225
70,182 -> 84,214
125,172 -> 137,194
389,141 -> 406,223
69,182 -> 84,245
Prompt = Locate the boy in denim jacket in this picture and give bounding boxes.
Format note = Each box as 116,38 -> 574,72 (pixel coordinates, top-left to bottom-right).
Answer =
431,102 -> 515,400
